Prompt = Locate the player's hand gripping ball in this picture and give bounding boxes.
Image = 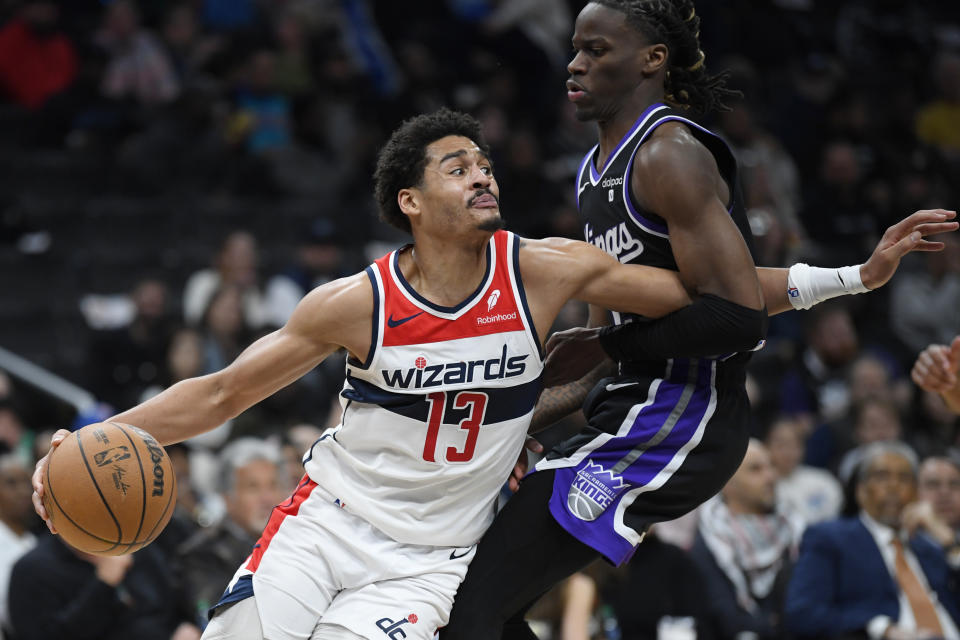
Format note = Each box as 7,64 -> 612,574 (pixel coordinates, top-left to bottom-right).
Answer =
42,422 -> 176,555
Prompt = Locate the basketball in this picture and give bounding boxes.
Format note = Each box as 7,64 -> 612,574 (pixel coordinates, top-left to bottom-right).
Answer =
42,421 -> 177,556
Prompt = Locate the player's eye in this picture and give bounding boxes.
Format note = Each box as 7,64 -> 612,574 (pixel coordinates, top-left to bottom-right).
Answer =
480,166 -> 492,175
451,167 -> 464,176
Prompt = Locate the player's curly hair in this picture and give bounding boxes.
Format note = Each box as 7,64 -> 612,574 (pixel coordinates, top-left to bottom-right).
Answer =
594,0 -> 740,115
373,108 -> 490,235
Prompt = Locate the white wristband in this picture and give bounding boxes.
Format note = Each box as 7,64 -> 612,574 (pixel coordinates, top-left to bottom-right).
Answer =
787,263 -> 869,310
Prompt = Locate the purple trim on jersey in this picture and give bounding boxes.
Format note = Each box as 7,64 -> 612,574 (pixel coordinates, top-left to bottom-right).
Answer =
589,102 -> 667,182
622,147 -> 669,235
575,147 -> 595,211
622,114 -> 738,234
547,357 -> 715,565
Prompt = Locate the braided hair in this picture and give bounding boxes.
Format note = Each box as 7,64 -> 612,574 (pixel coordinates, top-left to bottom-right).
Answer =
594,0 -> 740,115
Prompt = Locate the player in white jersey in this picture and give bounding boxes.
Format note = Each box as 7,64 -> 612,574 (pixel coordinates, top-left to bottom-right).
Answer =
32,109 -> 694,639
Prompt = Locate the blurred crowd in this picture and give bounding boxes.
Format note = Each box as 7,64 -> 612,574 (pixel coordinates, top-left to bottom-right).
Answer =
1,0 -> 960,638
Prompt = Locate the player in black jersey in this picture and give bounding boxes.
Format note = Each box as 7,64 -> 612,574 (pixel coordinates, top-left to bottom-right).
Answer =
442,2 -> 956,638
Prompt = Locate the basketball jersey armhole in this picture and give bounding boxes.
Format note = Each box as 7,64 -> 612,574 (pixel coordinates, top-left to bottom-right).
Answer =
505,232 -> 544,360
346,264 -> 384,371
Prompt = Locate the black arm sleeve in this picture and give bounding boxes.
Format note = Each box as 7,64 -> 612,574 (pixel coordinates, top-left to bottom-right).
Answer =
598,293 -> 768,362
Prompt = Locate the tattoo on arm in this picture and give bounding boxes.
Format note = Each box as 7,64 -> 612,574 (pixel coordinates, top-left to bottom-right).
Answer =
529,361 -> 615,433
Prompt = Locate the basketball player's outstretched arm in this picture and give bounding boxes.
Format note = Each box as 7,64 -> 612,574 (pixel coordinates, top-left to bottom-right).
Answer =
33,273 -> 374,529
558,125 -> 957,371
517,234 -> 691,387
517,234 -> 692,341
756,208 -> 957,314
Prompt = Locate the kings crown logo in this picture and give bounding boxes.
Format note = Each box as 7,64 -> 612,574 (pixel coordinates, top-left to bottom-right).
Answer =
567,461 -> 628,521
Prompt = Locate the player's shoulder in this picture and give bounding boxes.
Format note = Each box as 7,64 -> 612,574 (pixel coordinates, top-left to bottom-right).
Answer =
296,270 -> 374,321
635,120 -> 714,175
516,235 -> 586,264
516,235 -> 608,285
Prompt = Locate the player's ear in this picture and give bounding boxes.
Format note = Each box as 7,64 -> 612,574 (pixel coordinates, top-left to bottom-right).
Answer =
642,43 -> 668,76
398,188 -> 421,221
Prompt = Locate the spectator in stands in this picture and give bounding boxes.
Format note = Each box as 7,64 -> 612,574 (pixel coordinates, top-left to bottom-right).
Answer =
227,49 -> 292,156
890,232 -> 960,358
176,438 -> 284,627
9,534 -> 201,640
766,415 -> 843,525
159,3 -> 221,87
690,439 -> 805,639
779,300 -> 860,422
273,10 -> 316,98
717,85 -> 806,266
182,231 -> 301,331
601,530 -> 711,639
280,423 -> 324,489
849,354 -> 909,410
833,397 -> 906,480
786,441 -> 960,639
0,455 -> 38,639
916,52 -> 960,158
197,285 -> 250,376
89,277 -> 175,411
806,354 -> 908,470
0,401 -> 24,461
0,1 -> 77,110
95,0 -> 180,105
800,140 -> 879,266
143,327 -> 204,402
200,0 -> 259,33
154,442 -> 204,557
904,456 -> 960,551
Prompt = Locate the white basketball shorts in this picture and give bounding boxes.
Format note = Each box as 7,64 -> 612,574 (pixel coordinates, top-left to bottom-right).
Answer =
213,479 -> 476,640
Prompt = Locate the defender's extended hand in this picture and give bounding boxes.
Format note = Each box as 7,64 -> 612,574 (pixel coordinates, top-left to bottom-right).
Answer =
860,209 -> 957,290
31,428 -> 70,533
508,437 -> 543,493
542,326 -> 609,388
911,337 -> 960,394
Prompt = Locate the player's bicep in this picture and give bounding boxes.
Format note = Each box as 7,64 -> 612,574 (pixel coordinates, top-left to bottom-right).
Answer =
635,140 -> 761,308
566,242 -> 691,318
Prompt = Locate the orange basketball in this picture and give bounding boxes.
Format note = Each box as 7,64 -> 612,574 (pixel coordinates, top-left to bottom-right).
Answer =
43,421 -> 177,556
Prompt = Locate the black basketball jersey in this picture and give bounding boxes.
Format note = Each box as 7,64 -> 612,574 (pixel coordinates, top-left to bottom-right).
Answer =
575,103 -> 755,327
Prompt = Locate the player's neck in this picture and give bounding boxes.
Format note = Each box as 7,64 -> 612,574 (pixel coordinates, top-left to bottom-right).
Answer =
596,93 -> 663,167
403,234 -> 491,307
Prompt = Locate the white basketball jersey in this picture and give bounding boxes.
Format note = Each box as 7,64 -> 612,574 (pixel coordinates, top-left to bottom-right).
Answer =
303,230 -> 544,547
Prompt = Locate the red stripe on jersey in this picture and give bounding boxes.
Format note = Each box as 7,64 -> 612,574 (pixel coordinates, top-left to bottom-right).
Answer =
245,475 -> 317,572
378,231 -> 527,346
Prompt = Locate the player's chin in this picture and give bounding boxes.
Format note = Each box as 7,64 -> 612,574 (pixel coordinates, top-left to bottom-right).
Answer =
572,104 -> 596,122
477,214 -> 506,232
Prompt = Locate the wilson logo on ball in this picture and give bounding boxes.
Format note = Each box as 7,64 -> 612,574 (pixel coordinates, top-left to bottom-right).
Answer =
132,426 -> 167,497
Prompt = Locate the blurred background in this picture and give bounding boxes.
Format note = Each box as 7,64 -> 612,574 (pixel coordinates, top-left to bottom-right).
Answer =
1,0 -> 960,638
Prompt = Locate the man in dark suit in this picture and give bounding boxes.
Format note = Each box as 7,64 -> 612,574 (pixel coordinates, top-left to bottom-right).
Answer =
785,441 -> 960,640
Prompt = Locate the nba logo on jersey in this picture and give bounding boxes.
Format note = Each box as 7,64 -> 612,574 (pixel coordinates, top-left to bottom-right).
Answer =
567,460 -> 628,521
